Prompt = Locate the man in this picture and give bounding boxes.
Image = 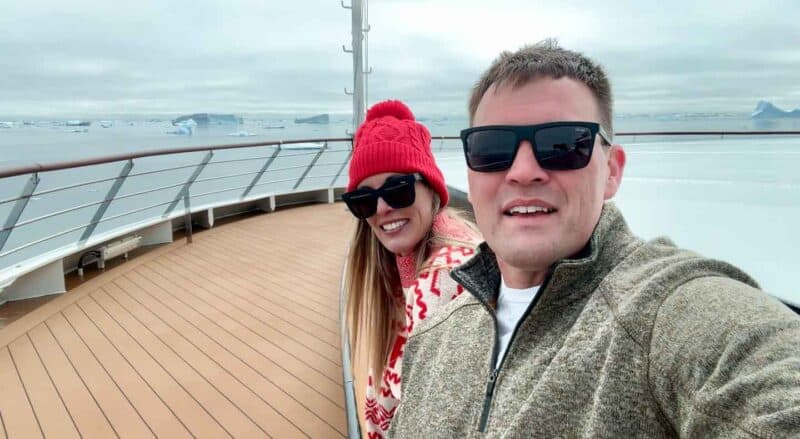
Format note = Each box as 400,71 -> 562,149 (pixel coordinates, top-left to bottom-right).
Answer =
389,40 -> 800,437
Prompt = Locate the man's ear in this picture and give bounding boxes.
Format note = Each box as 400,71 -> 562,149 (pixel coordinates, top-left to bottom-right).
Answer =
603,144 -> 626,200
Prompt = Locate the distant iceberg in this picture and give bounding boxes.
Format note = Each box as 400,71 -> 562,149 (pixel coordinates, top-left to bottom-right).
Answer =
294,114 -> 329,124
751,100 -> 800,119
227,131 -> 257,137
66,120 -> 91,127
172,113 -> 242,126
0,121 -> 13,128
99,120 -> 113,128
167,118 -> 196,135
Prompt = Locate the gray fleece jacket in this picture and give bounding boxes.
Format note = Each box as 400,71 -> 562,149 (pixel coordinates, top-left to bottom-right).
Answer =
389,203 -> 800,438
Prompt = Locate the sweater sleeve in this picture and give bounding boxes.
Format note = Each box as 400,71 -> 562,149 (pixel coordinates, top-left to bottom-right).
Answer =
649,276 -> 800,438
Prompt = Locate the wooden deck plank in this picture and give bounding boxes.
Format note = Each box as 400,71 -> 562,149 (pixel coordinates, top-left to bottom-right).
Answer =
46,311 -> 156,438
114,271 -> 346,411
204,226 -> 347,289
111,272 -> 345,437
0,348 -> 43,439
184,235 -> 342,314
147,253 -> 341,359
136,260 -> 343,374
98,284 -> 278,438
0,408 -> 7,439
27,324 -> 118,438
61,300 -> 192,439
7,336 -> 79,439
165,241 -> 341,326
175,238 -> 341,320
160,246 -> 341,347
79,294 -> 230,439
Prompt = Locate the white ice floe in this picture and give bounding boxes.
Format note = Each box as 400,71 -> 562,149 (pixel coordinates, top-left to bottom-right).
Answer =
227,131 -> 257,137
166,119 -> 196,135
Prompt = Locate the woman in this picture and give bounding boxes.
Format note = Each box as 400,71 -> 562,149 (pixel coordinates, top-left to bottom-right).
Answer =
342,100 -> 479,438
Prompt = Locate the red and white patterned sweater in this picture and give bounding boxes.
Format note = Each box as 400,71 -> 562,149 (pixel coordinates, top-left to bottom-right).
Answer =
363,212 -> 478,438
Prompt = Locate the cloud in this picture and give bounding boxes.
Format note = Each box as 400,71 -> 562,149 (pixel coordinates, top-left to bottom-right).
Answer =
1,0 -> 798,116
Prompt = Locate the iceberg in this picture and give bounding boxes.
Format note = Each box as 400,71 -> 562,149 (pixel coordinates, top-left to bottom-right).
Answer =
99,120 -> 113,128
66,120 -> 91,126
294,114 -> 329,124
751,100 -> 800,119
227,131 -> 257,137
172,113 -> 242,126
0,121 -> 13,128
166,118 -> 196,135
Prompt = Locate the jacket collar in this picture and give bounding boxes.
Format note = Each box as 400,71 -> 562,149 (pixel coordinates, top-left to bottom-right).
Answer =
450,202 -> 640,306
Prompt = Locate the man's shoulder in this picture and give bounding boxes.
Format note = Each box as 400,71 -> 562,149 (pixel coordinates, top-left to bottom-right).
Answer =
595,236 -> 764,344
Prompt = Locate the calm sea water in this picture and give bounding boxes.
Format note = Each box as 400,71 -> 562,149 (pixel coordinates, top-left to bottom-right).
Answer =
1,114 -> 799,304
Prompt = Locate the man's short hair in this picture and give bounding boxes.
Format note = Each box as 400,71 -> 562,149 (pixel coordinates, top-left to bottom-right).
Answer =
468,39 -> 614,137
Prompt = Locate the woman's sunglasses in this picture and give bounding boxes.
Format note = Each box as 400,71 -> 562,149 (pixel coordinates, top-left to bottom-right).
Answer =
342,174 -> 423,219
460,121 -> 612,172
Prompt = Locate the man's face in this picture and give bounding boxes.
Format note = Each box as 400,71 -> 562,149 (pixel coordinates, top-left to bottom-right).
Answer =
468,77 -> 625,287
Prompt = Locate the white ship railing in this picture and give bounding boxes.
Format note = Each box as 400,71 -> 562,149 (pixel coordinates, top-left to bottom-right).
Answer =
0,137 -> 352,303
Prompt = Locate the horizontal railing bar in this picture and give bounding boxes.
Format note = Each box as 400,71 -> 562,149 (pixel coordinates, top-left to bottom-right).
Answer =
0,173 -> 345,258
615,131 -> 800,136
429,131 -> 800,141
0,152 -> 341,206
1,159 -> 348,233
0,198 -> 182,258
0,147 -> 352,207
0,137 -> 353,179
3,131 -> 797,181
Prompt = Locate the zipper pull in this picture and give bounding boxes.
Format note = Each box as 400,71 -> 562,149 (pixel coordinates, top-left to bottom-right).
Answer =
478,369 -> 500,432
486,369 -> 498,396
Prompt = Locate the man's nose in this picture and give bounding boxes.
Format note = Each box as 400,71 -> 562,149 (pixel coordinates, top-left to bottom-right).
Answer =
505,141 -> 550,184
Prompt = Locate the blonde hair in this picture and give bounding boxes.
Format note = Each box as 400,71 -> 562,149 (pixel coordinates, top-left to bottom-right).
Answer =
344,192 -> 477,384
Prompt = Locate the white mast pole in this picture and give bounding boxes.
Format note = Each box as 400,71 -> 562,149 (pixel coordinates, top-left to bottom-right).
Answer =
349,0 -> 367,132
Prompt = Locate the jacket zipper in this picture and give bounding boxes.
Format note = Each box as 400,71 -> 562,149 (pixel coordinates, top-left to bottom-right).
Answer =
476,271 -> 555,433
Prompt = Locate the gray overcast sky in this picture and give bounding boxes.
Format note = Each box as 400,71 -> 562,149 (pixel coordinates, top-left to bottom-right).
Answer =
1,0 -> 799,117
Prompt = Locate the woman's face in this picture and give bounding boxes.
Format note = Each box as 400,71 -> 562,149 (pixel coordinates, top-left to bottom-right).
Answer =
359,172 -> 436,256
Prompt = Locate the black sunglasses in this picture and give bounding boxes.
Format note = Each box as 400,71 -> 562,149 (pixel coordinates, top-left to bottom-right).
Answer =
342,174 -> 423,219
460,121 -> 612,172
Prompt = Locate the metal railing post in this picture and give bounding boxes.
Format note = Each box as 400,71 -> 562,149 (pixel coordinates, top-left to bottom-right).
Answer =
241,144 -> 281,200
79,159 -> 134,243
0,172 -> 40,252
183,193 -> 193,243
293,142 -> 327,190
330,150 -> 353,187
162,151 -> 214,218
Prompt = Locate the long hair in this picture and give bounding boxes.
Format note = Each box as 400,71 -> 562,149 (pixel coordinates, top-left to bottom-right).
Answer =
344,192 -> 477,385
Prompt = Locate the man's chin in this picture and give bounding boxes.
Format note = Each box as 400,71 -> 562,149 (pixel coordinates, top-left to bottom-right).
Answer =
493,242 -> 556,271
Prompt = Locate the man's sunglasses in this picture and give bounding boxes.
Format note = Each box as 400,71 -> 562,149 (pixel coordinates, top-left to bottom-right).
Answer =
342,174 -> 423,219
460,121 -> 612,172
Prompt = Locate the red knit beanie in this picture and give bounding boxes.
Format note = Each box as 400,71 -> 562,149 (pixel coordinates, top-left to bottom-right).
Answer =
347,100 -> 449,207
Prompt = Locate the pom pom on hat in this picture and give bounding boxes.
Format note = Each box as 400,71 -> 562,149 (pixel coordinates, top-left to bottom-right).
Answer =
347,100 -> 449,207
365,100 -> 415,122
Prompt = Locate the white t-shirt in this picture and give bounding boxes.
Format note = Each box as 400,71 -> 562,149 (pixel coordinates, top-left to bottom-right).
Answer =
494,278 -> 540,369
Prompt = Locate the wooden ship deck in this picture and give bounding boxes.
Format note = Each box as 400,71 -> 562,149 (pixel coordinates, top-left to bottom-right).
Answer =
0,203 -> 353,438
